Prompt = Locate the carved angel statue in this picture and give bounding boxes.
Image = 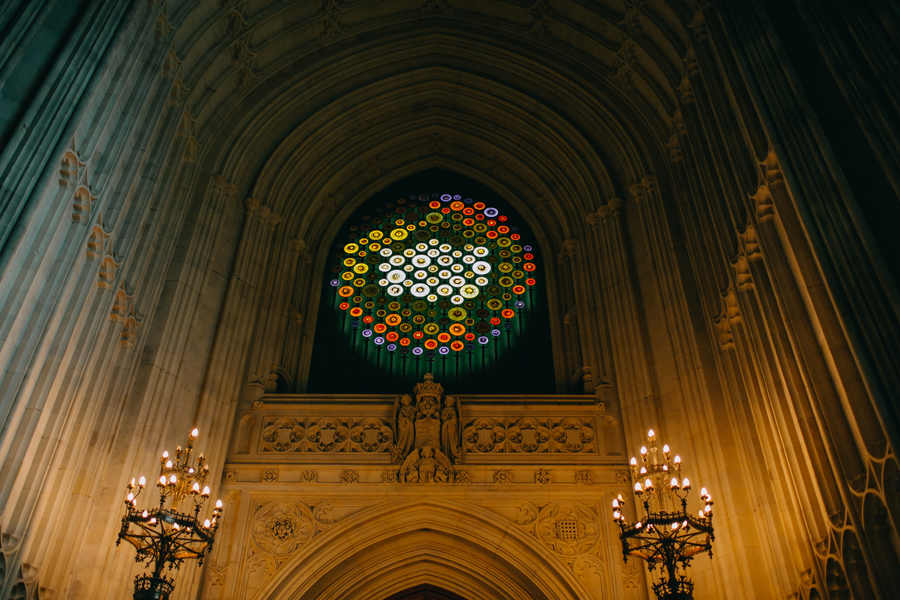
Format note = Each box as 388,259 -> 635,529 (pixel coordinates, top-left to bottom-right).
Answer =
400,446 -> 453,483
440,395 -> 461,463
392,394 -> 416,461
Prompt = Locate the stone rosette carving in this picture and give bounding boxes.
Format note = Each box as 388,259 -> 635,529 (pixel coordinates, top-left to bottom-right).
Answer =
575,470 -> 592,484
307,417 -> 350,452
341,469 -> 359,483
250,502 -> 314,556
535,469 -> 551,484
262,468 -> 279,483
533,502 -> 601,557
494,469 -> 513,484
300,469 -> 318,483
349,417 -> 393,452
260,417 -> 304,452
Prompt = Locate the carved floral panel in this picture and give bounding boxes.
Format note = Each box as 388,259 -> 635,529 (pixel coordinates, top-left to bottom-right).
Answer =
462,417 -> 596,453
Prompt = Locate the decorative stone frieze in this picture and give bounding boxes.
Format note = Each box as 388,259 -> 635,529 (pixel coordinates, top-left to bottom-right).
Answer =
463,417 -> 595,454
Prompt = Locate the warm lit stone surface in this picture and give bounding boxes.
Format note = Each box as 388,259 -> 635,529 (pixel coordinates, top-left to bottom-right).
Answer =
0,1 -> 898,599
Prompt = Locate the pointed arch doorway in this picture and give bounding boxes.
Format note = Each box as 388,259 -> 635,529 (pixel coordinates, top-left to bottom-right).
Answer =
383,585 -> 468,600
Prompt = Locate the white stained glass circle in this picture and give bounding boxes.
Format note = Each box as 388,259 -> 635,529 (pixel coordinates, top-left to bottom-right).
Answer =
475,276 -> 489,286
390,255 -> 405,266
437,284 -> 453,296
387,284 -> 404,296
449,276 -> 466,287
412,255 -> 431,268
411,283 -> 430,297
474,246 -> 489,257
460,284 -> 479,298
473,261 -> 491,274
388,269 -> 406,283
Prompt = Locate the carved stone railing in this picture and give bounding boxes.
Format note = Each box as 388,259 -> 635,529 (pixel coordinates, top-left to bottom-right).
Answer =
229,394 -> 624,466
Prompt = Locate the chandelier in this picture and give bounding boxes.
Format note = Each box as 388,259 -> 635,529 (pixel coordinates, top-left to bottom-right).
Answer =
612,430 -> 714,600
117,429 -> 223,600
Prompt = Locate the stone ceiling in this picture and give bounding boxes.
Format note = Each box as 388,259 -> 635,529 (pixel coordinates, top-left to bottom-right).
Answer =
157,0 -> 698,250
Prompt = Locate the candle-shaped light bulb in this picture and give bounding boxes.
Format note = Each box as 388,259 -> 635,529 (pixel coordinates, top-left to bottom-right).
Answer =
204,519 -> 211,528
635,521 -> 642,529
640,446 -> 648,455
215,499 -> 223,509
674,455 -> 681,464
634,482 -> 643,493
613,510 -> 620,519
640,466 -> 647,474
617,493 -> 624,502
159,475 -> 167,486
647,429 -> 655,438
162,451 -> 169,459
191,482 -> 200,494
173,523 -> 180,530
630,457 -> 637,466
142,510 -> 148,518
191,428 -> 199,439
138,476 -> 146,487
126,492 -> 134,502
704,504 -> 712,513
165,460 -> 173,469
671,477 -> 679,489
663,444 -> 670,454
700,487 -> 708,497
645,478 -> 653,490
202,486 -> 210,497
130,477 -> 136,489
176,445 -> 181,454
699,510 -> 705,518
169,474 -> 177,484
150,517 -> 157,524
683,478 -> 691,489
672,521 -> 679,530
612,498 -> 619,508
662,464 -> 668,471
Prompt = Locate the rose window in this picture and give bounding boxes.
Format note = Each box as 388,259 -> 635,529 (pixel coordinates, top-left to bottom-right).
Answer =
328,193 -> 538,357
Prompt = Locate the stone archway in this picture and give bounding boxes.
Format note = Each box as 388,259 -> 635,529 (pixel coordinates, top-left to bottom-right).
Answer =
252,500 -> 591,600
383,585 -> 469,600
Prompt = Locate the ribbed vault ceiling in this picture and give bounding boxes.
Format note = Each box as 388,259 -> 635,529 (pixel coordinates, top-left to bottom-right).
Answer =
159,0 -> 696,249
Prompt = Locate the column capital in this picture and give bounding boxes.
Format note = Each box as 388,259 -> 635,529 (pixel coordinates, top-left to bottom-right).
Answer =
609,197 -> 625,215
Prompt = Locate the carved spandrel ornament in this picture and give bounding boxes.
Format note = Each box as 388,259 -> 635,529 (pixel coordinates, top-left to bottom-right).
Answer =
392,374 -> 462,483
